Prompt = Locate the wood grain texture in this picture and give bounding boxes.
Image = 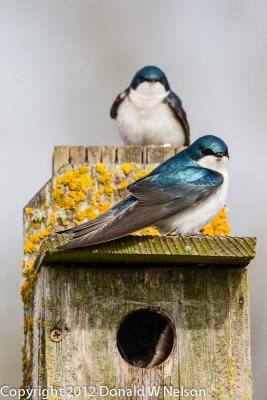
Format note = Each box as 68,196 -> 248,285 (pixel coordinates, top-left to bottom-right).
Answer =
117,146 -> 144,163
42,235 -> 256,268
53,145 -> 183,172
146,146 -> 163,164
86,146 -> 102,164
145,145 -> 176,163
101,146 -> 117,163
53,146 -> 69,173
69,146 -> 86,165
29,264 -> 252,399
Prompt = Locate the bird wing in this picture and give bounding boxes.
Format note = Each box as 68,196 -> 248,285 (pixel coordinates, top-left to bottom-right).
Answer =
59,197 -> 164,249
110,88 -> 129,119
127,166 -> 223,216
164,91 -> 190,145
58,196 -> 136,239
59,166 -> 223,249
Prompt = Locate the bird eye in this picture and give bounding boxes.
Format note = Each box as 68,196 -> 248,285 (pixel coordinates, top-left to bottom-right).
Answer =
200,146 -> 215,156
138,76 -> 146,83
224,148 -> 229,158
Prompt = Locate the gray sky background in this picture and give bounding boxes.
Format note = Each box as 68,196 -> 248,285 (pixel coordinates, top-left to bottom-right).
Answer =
0,0 -> 266,397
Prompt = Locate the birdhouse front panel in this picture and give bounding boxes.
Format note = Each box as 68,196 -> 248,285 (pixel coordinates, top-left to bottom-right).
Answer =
29,260 -> 252,400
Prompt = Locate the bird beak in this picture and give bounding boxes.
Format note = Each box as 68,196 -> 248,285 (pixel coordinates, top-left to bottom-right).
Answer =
215,152 -> 224,158
147,78 -> 158,83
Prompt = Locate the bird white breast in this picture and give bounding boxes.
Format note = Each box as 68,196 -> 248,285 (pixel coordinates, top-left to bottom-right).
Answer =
116,81 -> 185,146
156,156 -> 229,235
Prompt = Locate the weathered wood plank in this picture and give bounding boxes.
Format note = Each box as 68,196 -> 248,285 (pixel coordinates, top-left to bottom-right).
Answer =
101,146 -> 117,163
162,146 -> 176,162
117,146 -> 143,163
69,146 -> 86,165
53,146 -> 69,173
54,145 -> 179,170
87,146 -> 102,164
175,145 -> 186,154
146,146 -> 163,163
29,265 -> 252,400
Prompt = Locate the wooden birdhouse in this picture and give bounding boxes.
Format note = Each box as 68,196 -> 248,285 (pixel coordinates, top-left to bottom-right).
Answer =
22,146 -> 256,400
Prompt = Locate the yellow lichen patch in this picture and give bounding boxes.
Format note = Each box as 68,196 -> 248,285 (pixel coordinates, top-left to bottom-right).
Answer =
118,181 -> 129,190
49,213 -> 55,225
55,177 -> 62,189
21,280 -> 30,301
95,163 -> 106,174
78,165 -> 89,174
61,171 -> 74,185
203,207 -> 230,236
22,314 -> 34,384
121,163 -> 134,175
76,206 -> 98,223
99,203 -> 110,214
53,189 -> 64,205
80,174 -> 94,191
25,207 -> 33,215
54,168 -> 94,211
21,345 -> 26,370
225,355 -> 237,398
24,241 -> 39,254
22,260 -> 34,278
97,172 -> 111,184
103,183 -> 115,195
134,170 -> 148,180
21,271 -> 37,303
95,164 -> 116,196
132,227 -> 160,236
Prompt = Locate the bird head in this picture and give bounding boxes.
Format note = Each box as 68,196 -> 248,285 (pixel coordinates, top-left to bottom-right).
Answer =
188,135 -> 229,171
130,65 -> 170,91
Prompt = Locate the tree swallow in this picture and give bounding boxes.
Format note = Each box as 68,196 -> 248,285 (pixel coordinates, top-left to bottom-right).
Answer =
110,65 -> 190,146
59,135 -> 229,249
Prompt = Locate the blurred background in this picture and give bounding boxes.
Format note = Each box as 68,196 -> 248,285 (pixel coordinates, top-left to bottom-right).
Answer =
0,0 -> 266,397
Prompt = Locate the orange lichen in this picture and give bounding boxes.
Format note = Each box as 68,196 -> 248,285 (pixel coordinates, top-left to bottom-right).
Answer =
99,203 -> 110,214
24,241 -> 39,254
132,227 -> 160,236
121,163 -> 134,175
21,280 -> 30,299
118,181 -> 129,190
203,207 -> 230,236
95,163 -> 106,174
49,213 -> 55,225
103,183 -> 115,195
134,170 -> 148,180
78,165 -> 89,174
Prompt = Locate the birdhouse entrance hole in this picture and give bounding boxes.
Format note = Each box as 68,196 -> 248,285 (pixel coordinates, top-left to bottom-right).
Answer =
117,309 -> 174,368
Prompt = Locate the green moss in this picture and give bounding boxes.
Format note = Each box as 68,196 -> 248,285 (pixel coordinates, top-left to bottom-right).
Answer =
39,367 -> 45,380
46,299 -> 55,311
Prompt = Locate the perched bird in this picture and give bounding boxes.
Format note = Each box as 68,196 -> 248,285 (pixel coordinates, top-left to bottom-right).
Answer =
110,65 -> 190,146
59,135 -> 229,250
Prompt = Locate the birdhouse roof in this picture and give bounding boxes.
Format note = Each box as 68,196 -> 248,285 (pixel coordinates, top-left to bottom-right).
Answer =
36,235 -> 256,270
